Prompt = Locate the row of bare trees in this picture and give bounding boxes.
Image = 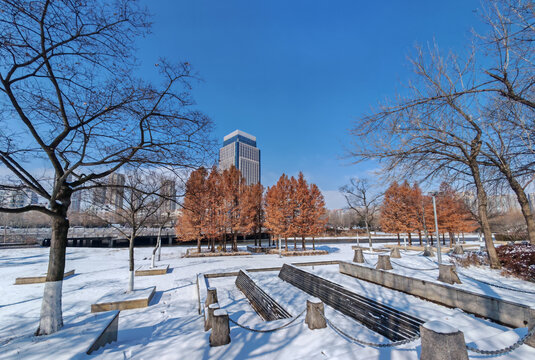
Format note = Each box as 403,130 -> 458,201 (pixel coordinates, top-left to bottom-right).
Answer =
176,166 -> 263,252
349,0 -> 535,268
265,173 -> 327,251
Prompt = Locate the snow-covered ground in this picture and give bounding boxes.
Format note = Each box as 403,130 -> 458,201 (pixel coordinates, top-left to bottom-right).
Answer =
1,243 -> 534,359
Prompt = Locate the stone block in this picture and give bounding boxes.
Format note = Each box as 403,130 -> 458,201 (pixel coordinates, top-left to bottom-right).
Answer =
210,309 -> 230,347
390,247 -> 401,258
305,298 -> 326,330
353,248 -> 364,263
420,320 -> 468,360
423,246 -> 435,257
453,245 -> 464,255
437,264 -> 461,285
205,287 -> 218,307
205,303 -> 220,331
376,254 -> 393,270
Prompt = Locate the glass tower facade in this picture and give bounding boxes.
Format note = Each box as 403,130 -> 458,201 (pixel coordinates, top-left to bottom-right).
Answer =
219,130 -> 261,185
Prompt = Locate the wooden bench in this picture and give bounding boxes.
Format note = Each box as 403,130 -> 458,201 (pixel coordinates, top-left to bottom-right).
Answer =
279,263 -> 423,341
235,270 -> 291,321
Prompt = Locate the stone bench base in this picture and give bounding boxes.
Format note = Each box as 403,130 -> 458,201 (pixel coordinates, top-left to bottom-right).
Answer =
135,264 -> 169,276
0,310 -> 119,358
91,286 -> 156,312
15,269 -> 75,285
87,311 -> 120,354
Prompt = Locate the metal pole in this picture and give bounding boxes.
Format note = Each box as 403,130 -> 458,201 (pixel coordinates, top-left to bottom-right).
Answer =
432,196 -> 442,264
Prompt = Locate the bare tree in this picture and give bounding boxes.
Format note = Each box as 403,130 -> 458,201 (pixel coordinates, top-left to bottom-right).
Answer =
0,1 -> 213,335
88,169 -> 173,292
340,178 -> 383,249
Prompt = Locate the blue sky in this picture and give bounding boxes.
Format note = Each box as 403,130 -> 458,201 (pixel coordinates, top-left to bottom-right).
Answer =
136,0 -> 482,208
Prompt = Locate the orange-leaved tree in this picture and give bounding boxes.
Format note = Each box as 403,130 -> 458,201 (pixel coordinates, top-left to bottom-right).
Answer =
241,183 -> 264,247
175,167 -> 208,252
220,166 -> 243,251
265,174 -> 294,250
308,183 -> 327,250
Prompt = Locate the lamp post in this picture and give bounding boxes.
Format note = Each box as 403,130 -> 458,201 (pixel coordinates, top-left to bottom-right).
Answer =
432,195 -> 442,264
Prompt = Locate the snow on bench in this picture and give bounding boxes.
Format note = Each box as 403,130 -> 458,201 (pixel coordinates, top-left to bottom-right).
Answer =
1,310 -> 119,359
14,270 -> 75,285
135,264 -> 169,276
91,286 -> 156,313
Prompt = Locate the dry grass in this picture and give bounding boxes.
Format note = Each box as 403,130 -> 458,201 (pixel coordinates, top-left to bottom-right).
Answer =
452,244 -> 535,282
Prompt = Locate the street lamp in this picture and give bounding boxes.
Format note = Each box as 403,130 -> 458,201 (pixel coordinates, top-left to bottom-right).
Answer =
431,194 -> 442,264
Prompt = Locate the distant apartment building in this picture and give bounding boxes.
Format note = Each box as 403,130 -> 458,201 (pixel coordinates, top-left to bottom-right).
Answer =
106,173 -> 126,210
219,130 -> 261,185
90,172 -> 125,211
160,178 -> 176,212
0,188 -> 39,208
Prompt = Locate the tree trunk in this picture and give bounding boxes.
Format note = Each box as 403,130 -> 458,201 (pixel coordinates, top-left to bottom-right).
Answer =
128,233 -> 135,292
258,230 -> 261,247
396,233 -> 400,245
470,161 -> 501,268
504,172 -> 535,244
448,232 -> 454,247
408,232 -> 412,246
302,236 -> 306,250
233,233 -> 237,252
285,237 -> 288,251
442,233 -> 445,246
197,237 -> 201,253
430,233 -> 434,246
365,219 -> 372,249
312,237 -> 315,250
418,230 -> 422,245
38,214 -> 69,335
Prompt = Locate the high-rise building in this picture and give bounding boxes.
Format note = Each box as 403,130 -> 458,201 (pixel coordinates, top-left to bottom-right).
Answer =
219,130 -> 261,185
107,173 -> 125,210
160,178 -> 176,212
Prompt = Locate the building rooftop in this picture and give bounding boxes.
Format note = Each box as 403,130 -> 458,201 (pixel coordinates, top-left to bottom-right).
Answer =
223,129 -> 256,142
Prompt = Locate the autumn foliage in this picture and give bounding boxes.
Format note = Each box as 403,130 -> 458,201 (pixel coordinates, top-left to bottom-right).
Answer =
176,165 -> 264,252
264,172 -> 327,250
176,167 -> 326,252
380,181 -> 476,246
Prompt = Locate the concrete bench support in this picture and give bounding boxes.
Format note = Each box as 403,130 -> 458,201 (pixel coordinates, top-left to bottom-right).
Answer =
205,303 -> 220,331
420,320 -> 468,360
305,298 -> 326,330
438,264 -> 462,285
390,247 -> 401,258
353,248 -> 364,263
210,309 -> 231,347
205,287 -> 218,307
376,255 -> 393,270
86,311 -> 120,354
